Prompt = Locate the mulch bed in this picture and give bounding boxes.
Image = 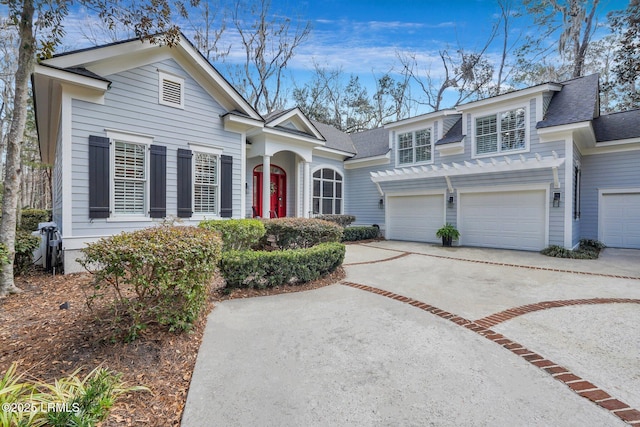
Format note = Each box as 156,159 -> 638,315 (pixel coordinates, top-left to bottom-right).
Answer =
0,267 -> 344,426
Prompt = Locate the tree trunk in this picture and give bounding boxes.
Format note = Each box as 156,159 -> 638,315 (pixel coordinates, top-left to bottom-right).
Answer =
0,0 -> 36,296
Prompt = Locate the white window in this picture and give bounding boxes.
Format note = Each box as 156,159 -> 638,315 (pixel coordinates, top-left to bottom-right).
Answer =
475,107 -> 526,155
158,71 -> 185,109
194,152 -> 219,214
397,128 -> 432,165
113,141 -> 147,215
313,168 -> 343,214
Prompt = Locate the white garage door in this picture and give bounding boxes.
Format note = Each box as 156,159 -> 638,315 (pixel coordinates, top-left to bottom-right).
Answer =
387,195 -> 444,243
459,190 -> 546,251
600,193 -> 640,249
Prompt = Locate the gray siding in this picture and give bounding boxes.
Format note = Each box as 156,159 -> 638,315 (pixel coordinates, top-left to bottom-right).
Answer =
345,163 -> 388,227
70,58 -> 243,237
580,149 -> 640,240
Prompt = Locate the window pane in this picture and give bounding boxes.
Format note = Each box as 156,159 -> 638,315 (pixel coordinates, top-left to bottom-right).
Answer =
398,148 -> 413,164
500,108 -> 525,151
415,129 -> 430,147
195,185 -> 217,213
323,169 -> 334,180
477,134 -> 497,154
323,180 -> 333,197
336,182 -> 342,198
194,153 -> 218,213
335,199 -> 341,214
313,179 -> 320,197
335,173 -> 343,181
114,142 -> 145,179
114,180 -> 145,214
415,145 -> 431,162
398,132 -> 413,150
313,170 -> 321,178
313,198 -> 320,214
195,153 -> 217,185
114,141 -> 146,215
322,198 -> 333,214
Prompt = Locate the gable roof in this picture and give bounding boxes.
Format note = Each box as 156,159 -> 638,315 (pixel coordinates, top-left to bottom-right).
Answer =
592,109 -> 640,142
537,74 -> 600,129
264,108 -> 325,141
349,127 -> 389,159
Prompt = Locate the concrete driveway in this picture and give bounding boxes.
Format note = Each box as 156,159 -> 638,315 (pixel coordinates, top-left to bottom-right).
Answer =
182,242 -> 640,426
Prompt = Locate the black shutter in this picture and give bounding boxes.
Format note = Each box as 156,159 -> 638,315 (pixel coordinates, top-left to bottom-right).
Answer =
220,155 -> 233,218
177,148 -> 193,218
149,145 -> 167,218
88,135 -> 110,219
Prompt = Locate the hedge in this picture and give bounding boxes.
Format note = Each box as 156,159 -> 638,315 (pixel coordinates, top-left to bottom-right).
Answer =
78,226 -> 222,341
220,242 -> 345,288
260,218 -> 343,249
20,209 -> 51,232
314,214 -> 356,227
199,218 -> 265,251
342,226 -> 380,242
15,231 -> 39,275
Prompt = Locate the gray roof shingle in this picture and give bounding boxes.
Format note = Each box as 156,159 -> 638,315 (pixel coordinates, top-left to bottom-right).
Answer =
593,109 -> 640,142
349,127 -> 390,159
435,117 -> 464,145
537,74 -> 600,128
312,120 -> 357,154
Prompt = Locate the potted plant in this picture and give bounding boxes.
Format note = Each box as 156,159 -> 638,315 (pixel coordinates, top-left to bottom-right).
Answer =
436,223 -> 460,247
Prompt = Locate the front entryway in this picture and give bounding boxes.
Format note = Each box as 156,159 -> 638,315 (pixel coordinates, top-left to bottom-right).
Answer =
253,164 -> 286,218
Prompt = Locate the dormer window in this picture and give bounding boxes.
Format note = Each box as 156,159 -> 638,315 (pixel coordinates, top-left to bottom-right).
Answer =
475,107 -> 526,156
397,128 -> 432,165
158,71 -> 184,109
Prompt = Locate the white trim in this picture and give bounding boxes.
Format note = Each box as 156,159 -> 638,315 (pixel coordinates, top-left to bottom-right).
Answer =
435,139 -> 465,156
106,129 -> 154,145
564,138 -> 573,247
597,188 -> 640,243
61,93 -> 73,237
582,142 -> 640,156
265,107 -> 325,140
158,70 -> 185,109
384,110 -> 455,129
371,152 -> 564,183
385,188 -> 448,197
188,142 -> 223,155
314,146 -> 355,158
344,152 -> 391,169
240,133 -> 247,218
34,64 -> 111,92
471,103 -> 529,159
310,165 -> 345,215
458,83 -> 561,111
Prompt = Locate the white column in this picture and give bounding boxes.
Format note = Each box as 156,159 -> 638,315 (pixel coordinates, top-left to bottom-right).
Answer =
303,161 -> 311,218
262,155 -> 271,218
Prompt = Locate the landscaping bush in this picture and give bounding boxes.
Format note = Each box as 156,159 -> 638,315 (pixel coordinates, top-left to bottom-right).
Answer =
342,225 -> 380,242
540,239 -> 605,260
19,208 -> 51,232
315,214 -> 356,227
220,242 -> 345,288
0,363 -> 147,427
14,231 -> 39,276
199,218 -> 265,251
78,226 -> 222,341
260,217 -> 343,249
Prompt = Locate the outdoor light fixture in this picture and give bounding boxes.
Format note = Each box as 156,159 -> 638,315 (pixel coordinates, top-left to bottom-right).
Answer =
379,198 -> 384,209
553,192 -> 561,207
448,196 -> 454,205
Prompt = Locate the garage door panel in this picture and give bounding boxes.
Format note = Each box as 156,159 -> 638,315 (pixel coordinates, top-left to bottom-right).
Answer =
601,193 -> 640,248
388,195 -> 444,243
460,190 -> 546,251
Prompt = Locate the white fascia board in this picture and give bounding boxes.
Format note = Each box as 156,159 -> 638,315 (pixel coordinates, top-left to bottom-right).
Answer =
260,127 -> 326,146
458,83 -> 562,111
370,153 -> 565,183
384,110 -> 455,129
537,121 -> 592,142
34,64 -> 110,92
223,114 -> 264,132
42,39 -> 153,69
344,152 -> 391,169
314,146 -> 355,159
266,107 -> 325,140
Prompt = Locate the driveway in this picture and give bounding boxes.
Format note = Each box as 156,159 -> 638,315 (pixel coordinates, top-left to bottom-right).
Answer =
181,242 -> 640,426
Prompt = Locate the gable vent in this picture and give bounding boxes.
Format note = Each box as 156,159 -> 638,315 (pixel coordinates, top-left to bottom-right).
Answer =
158,71 -> 184,108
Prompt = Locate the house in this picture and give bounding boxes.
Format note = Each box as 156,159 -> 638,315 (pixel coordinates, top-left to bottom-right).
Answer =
32,34 -> 640,273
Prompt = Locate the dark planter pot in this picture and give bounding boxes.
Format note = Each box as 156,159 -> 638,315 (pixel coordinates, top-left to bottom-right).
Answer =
442,236 -> 452,247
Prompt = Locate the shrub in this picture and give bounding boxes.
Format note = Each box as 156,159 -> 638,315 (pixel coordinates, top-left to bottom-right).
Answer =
78,226 -> 222,341
199,218 -> 265,251
20,208 -> 52,232
220,242 -> 345,288
15,231 -> 39,276
342,226 -> 380,242
315,214 -> 356,227
0,243 -> 8,266
260,217 -> 343,249
0,363 -> 147,427
540,239 -> 605,260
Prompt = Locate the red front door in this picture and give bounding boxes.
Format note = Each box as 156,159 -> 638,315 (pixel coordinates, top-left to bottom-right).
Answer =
253,165 -> 286,218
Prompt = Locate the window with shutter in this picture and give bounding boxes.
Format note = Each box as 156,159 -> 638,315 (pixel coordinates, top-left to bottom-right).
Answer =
113,141 -> 147,215
158,71 -> 185,108
194,152 -> 218,214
